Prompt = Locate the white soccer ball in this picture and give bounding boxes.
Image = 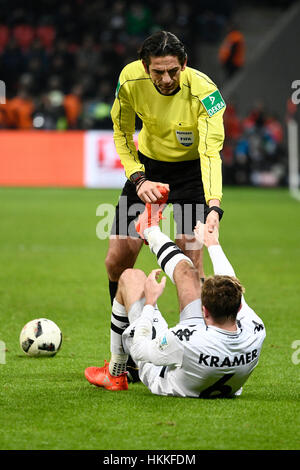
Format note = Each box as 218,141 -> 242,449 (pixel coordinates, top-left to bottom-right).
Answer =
19,318 -> 62,357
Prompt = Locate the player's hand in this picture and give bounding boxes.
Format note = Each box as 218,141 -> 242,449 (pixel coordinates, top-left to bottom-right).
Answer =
137,181 -> 169,204
144,269 -> 166,306
194,221 -> 219,248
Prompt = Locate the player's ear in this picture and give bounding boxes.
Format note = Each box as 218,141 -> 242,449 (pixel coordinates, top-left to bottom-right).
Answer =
202,305 -> 209,318
238,303 -> 242,313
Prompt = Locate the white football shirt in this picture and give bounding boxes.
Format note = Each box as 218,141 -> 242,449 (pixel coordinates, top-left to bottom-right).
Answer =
123,245 -> 266,398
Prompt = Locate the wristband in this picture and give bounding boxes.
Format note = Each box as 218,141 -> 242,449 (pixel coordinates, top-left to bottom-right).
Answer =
130,171 -> 147,186
207,206 -> 224,221
136,178 -> 147,192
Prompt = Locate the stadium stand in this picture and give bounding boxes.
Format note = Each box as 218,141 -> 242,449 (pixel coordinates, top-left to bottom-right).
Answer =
0,0 -> 297,187
0,0 -> 235,130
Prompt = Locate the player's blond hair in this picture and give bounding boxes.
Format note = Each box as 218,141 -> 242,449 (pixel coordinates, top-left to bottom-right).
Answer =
201,275 -> 244,322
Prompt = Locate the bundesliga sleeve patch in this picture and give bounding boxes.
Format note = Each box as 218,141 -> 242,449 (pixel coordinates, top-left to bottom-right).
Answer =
201,90 -> 225,117
115,80 -> 121,97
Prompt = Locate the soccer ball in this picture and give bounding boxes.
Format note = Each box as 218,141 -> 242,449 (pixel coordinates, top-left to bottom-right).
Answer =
19,318 -> 62,357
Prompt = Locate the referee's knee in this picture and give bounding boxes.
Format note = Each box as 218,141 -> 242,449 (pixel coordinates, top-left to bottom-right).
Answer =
105,251 -> 125,280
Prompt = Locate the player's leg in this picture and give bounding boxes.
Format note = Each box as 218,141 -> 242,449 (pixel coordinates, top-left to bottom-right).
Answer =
105,237 -> 143,382
146,228 -> 201,311
105,236 -> 143,302
176,235 -> 204,281
108,268 -> 147,375
172,259 -> 201,312
116,268 -> 146,308
84,268 -> 146,390
173,201 -> 207,283
105,180 -> 145,304
105,181 -> 145,380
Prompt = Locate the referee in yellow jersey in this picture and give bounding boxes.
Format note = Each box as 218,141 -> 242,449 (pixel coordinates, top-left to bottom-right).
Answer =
105,31 -> 226,381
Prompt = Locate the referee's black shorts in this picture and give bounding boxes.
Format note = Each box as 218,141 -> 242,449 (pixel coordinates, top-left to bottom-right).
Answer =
111,151 -> 209,238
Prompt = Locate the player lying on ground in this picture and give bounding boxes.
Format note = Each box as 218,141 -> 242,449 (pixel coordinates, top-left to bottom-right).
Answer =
85,197 -> 266,397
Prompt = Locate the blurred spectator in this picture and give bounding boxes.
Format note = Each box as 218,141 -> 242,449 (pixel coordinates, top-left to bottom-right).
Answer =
0,24 -> 10,53
222,102 -> 285,187
33,90 -> 66,130
126,3 -> 154,38
5,74 -> 34,129
64,84 -> 83,129
224,102 -> 242,140
12,23 -> 35,51
1,37 -> 25,96
81,81 -> 113,130
35,20 -> 56,51
109,1 -> 126,34
76,35 -> 100,75
219,24 -> 245,79
222,102 -> 243,184
47,38 -> 75,92
154,2 -> 176,31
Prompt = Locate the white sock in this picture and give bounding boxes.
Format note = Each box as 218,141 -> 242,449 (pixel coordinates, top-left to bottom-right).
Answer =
146,228 -> 193,283
109,299 -> 129,376
144,225 -> 161,243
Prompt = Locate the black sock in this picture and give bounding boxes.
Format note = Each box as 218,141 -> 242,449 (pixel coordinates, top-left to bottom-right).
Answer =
109,280 -> 118,306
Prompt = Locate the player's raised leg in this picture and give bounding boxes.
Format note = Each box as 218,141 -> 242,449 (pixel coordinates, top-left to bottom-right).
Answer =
135,198 -> 201,311
176,234 -> 205,282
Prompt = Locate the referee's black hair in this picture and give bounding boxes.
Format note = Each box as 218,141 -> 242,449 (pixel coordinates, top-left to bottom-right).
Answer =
138,31 -> 187,70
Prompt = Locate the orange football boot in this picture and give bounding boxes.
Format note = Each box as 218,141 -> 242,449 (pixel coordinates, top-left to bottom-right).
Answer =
135,185 -> 169,244
85,361 -> 128,391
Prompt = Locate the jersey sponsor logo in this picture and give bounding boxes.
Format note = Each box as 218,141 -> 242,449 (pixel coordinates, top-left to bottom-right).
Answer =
172,328 -> 196,341
201,90 -> 225,117
175,130 -> 194,147
199,349 -> 258,367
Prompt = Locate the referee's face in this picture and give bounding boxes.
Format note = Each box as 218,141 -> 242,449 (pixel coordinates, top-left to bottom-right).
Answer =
145,55 -> 187,95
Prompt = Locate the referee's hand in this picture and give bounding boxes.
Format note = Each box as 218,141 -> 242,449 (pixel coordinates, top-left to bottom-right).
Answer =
206,209 -> 220,233
137,181 -> 169,203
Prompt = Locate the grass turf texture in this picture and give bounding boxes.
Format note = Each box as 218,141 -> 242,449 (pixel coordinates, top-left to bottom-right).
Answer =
0,186 -> 299,451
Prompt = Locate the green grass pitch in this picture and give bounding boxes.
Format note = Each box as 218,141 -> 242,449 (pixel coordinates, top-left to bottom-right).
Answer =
0,186 -> 299,450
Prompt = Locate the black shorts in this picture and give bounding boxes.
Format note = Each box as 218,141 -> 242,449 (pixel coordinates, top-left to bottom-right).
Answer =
111,152 -> 209,237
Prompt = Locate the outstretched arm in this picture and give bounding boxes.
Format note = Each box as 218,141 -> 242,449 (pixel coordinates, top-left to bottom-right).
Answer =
194,224 -> 258,316
194,223 -> 235,277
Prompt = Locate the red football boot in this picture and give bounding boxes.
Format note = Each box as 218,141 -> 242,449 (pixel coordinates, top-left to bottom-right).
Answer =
135,185 -> 169,244
85,361 -> 128,391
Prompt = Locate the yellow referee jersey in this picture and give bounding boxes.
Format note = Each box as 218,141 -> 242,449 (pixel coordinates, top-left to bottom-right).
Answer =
111,60 -> 226,202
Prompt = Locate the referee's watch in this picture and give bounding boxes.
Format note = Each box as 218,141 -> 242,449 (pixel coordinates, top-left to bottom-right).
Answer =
130,171 -> 147,192
207,206 -> 224,221
130,171 -> 147,185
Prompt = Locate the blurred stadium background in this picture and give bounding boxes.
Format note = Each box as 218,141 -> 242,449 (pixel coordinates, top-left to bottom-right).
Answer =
0,0 -> 299,191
